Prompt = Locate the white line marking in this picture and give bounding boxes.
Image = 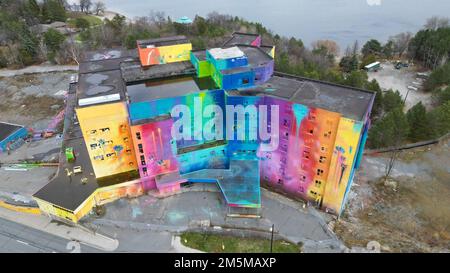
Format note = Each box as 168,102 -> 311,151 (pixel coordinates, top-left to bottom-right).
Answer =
16,240 -> 30,246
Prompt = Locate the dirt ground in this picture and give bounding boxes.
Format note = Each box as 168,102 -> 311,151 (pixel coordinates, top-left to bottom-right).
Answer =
0,72 -> 72,130
368,62 -> 433,111
335,138 -> 450,252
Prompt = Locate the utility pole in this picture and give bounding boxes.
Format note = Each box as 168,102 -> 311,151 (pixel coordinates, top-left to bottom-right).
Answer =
270,224 -> 274,253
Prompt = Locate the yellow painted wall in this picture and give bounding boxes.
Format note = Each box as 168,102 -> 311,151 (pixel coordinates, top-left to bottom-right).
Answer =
322,117 -> 363,214
36,180 -> 144,223
74,180 -> 143,222
158,43 -> 192,64
35,198 -> 76,222
76,102 -> 138,178
139,43 -> 192,66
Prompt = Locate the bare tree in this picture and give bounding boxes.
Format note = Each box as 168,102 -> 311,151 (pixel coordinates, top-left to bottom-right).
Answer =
311,40 -> 340,58
148,11 -> 166,29
93,1 -> 106,16
64,35 -> 83,65
424,16 -> 450,30
389,32 -> 412,58
79,0 -> 92,14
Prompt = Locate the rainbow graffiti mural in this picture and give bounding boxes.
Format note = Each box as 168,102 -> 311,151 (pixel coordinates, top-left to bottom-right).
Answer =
34,33 -> 374,223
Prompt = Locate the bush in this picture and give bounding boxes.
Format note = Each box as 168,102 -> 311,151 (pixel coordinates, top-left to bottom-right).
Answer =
75,17 -> 90,29
44,28 -> 66,62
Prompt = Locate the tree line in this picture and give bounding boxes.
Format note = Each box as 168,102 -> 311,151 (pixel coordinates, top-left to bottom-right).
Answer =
1,1 -> 448,149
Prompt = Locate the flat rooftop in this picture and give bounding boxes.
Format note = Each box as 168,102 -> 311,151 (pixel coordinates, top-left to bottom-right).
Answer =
81,48 -> 136,62
182,159 -> 261,208
121,60 -> 196,83
223,32 -> 260,47
127,75 -> 217,103
191,50 -> 207,61
227,73 -> 375,121
0,122 -> 24,141
209,46 -> 245,60
260,45 -> 274,55
237,45 -> 273,66
79,48 -> 136,74
137,36 -> 189,48
34,84 -> 134,211
33,136 -> 98,211
34,91 -> 98,211
127,76 -> 200,103
77,70 -> 126,107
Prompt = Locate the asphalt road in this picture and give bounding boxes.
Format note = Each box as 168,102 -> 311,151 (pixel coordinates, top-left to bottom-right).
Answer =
0,217 -> 100,253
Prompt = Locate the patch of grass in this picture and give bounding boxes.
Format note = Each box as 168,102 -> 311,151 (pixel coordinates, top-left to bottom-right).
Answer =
67,13 -> 103,28
180,232 -> 302,253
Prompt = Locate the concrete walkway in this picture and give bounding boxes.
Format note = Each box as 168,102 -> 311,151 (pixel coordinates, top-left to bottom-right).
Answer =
0,65 -> 78,77
171,236 -> 204,253
84,184 -> 346,253
0,206 -> 118,251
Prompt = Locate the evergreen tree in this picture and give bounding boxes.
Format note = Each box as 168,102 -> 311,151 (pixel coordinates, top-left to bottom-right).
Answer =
428,101 -> 450,138
44,28 -> 66,61
383,89 -> 404,112
366,79 -> 383,116
362,39 -> 382,57
368,107 -> 409,149
406,102 -> 429,141
42,0 -> 67,23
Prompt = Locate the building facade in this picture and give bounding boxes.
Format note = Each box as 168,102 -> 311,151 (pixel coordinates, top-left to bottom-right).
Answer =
33,33 -> 375,223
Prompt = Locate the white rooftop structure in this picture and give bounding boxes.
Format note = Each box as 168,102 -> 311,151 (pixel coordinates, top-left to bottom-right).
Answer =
208,46 -> 245,60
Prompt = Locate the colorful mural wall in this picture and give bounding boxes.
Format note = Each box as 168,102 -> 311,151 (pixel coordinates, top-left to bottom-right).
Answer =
138,43 -> 192,67
322,118 -> 364,214
259,98 -> 344,207
76,102 -> 138,178
130,118 -> 180,191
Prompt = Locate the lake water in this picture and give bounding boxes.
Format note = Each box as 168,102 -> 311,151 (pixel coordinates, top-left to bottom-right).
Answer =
99,0 -> 450,50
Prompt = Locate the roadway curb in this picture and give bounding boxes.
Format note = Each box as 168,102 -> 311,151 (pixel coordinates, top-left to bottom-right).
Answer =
0,206 -> 118,252
0,200 -> 41,215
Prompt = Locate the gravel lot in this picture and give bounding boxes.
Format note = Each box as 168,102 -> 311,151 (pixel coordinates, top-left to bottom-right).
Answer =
368,62 -> 433,110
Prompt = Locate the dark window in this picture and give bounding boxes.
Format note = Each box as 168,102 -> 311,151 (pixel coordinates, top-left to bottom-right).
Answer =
136,132 -> 141,140
242,78 -> 250,84
142,167 -> 148,177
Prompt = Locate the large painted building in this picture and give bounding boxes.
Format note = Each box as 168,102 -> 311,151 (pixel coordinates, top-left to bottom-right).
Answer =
33,33 -> 375,223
